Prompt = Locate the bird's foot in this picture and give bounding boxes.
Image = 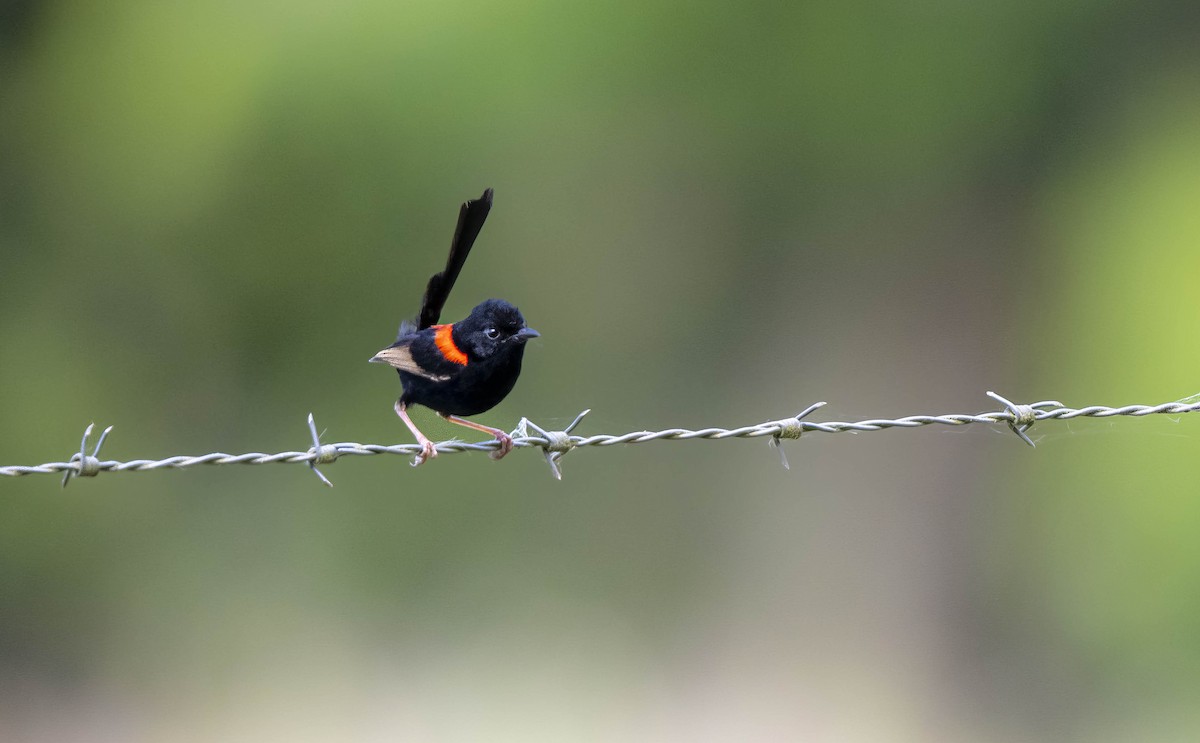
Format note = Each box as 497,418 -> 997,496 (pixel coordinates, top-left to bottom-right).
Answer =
411,439 -> 438,467
488,430 -> 514,461
440,413 -> 516,462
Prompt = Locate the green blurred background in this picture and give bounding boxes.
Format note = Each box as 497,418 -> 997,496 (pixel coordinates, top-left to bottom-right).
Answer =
3,0 -> 1200,740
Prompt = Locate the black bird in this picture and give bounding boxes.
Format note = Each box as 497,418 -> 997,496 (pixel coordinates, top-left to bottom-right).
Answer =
370,189 -> 539,466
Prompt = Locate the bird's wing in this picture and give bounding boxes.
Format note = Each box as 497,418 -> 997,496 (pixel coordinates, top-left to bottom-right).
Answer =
368,340 -> 451,381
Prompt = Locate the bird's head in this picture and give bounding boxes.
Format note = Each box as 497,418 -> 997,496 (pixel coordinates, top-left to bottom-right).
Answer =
458,299 -> 539,359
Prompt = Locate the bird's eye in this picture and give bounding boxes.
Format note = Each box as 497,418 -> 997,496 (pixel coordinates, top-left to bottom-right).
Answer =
485,327 -> 500,340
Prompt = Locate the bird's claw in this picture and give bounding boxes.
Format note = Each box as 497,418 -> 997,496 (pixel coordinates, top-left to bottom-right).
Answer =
411,440 -> 438,467
488,431 -> 514,461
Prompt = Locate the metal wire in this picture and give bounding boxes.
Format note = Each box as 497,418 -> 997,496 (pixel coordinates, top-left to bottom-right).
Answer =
2,392 -> 1198,484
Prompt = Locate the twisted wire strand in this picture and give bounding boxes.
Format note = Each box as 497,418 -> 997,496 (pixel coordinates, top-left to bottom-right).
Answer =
2,394 -> 1198,483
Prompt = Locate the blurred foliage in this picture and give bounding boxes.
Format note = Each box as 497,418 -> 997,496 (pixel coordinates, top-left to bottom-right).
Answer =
3,0 -> 1200,739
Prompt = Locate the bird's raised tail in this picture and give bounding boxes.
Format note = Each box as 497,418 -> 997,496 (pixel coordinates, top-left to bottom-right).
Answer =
414,188 -> 494,331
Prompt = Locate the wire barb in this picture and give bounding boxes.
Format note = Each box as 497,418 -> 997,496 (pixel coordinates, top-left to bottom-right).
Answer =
62,423 -> 114,488
306,413 -> 338,487
985,391 -> 1062,447
517,409 -> 590,480
4,391 -> 1199,484
769,401 -> 827,470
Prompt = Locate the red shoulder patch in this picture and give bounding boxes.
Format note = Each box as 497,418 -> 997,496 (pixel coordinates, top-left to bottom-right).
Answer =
432,324 -> 468,366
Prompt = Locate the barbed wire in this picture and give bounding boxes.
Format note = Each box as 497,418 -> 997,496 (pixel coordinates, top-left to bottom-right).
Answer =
2,392 -> 1198,485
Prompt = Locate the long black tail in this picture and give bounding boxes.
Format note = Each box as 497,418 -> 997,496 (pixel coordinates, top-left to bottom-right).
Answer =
414,188 -> 494,330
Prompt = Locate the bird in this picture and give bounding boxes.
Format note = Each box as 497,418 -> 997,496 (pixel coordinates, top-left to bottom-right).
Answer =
369,188 -> 539,466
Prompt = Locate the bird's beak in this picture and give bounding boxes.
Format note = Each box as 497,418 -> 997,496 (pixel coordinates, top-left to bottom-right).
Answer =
515,327 -> 540,342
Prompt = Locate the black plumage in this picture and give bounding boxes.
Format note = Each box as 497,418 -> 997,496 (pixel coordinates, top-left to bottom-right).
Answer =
370,189 -> 538,465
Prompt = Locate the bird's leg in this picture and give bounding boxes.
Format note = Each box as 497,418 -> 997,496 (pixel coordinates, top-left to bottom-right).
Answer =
440,414 -> 514,460
394,399 -> 437,466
